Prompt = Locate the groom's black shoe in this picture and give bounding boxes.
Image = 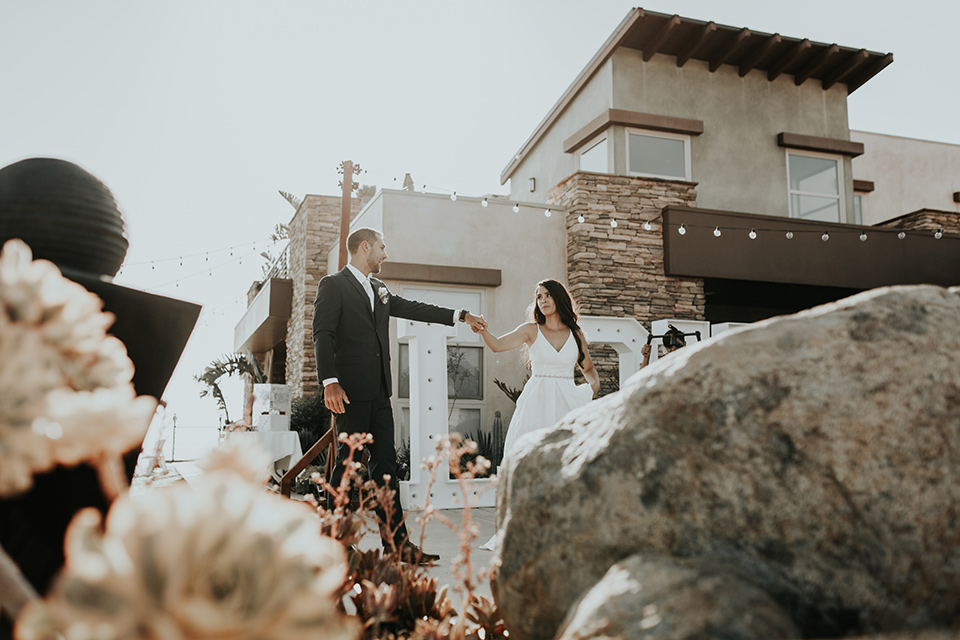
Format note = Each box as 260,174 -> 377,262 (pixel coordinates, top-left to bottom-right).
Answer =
398,542 -> 440,565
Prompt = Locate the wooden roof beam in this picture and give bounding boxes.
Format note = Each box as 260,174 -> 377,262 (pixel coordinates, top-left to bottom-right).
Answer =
794,43 -> 839,85
768,38 -> 811,81
676,21 -> 717,67
709,27 -> 750,72
822,49 -> 869,90
846,52 -> 894,93
739,33 -> 781,77
642,15 -> 681,61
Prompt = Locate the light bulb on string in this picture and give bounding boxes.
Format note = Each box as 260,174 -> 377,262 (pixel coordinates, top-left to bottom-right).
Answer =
749,229 -> 757,240
577,214 -> 585,223
678,224 -> 686,235
859,232 -> 868,242
821,232 -> 830,242
713,226 -> 721,237
481,198 -> 488,207
898,231 -> 906,240
610,219 -> 618,228
643,221 -> 652,231
512,203 -> 519,213
544,209 -> 552,218
785,231 -> 794,239
450,192 -> 457,201
935,228 -> 944,239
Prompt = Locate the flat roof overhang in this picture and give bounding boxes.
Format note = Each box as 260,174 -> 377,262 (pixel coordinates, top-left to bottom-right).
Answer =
662,206 -> 960,289
234,277 -> 292,352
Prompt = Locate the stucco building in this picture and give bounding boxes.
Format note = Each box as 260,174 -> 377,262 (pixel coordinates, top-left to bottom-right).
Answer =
235,8 -> 960,461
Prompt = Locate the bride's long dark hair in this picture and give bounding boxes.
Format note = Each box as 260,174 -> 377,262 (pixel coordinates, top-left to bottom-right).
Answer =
532,278 -> 586,368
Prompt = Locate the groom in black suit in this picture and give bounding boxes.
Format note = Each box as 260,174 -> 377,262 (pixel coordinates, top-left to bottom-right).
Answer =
313,227 -> 485,563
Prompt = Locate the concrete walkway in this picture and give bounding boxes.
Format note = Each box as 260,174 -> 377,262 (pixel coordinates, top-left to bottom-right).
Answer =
357,506 -> 498,600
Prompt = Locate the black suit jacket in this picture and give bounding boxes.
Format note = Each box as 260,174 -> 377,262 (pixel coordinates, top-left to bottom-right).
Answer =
312,267 -> 456,401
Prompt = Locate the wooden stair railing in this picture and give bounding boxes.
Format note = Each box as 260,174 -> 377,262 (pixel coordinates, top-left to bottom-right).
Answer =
280,415 -> 338,497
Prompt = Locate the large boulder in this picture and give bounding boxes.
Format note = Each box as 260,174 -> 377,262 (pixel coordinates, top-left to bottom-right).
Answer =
493,286 -> 960,640
555,555 -> 801,640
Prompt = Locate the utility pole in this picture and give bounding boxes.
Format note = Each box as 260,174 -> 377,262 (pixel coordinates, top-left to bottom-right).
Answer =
337,160 -> 361,269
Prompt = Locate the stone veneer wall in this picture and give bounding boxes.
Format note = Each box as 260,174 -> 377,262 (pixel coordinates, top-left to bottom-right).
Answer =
548,172 -> 706,394
285,195 -> 362,399
877,209 -> 960,235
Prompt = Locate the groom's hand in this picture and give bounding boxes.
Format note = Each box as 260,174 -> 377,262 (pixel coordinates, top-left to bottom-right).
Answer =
324,383 -> 350,414
464,312 -> 486,333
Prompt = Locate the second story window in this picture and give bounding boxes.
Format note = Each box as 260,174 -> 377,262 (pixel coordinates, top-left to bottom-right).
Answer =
579,136 -> 608,173
626,129 -> 691,181
787,152 -> 844,223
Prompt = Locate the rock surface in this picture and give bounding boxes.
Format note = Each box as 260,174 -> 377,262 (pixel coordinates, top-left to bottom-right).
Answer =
555,555 -> 801,640
493,286 -> 960,640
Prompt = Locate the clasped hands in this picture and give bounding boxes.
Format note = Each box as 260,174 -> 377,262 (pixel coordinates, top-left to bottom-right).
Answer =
464,313 -> 487,334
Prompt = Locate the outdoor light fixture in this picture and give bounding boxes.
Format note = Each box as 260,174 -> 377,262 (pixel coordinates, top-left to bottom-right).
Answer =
678,224 -> 686,235
898,231 -> 906,239
544,208 -> 552,217
785,231 -> 794,239
749,229 -> 757,239
481,198 -> 488,207
512,203 -> 520,213
577,214 -> 585,223
610,219 -> 618,228
643,220 -> 652,231
450,192 -> 457,201
860,232 -> 868,241
935,228 -> 944,239
713,226 -> 721,237
529,177 -> 536,192
821,232 -> 830,242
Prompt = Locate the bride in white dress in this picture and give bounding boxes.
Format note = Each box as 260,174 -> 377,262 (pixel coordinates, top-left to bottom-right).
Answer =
476,279 -> 599,550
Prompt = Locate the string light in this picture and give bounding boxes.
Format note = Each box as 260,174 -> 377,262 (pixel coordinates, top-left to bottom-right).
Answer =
481,198 -> 488,207
577,214 -> 585,223
678,224 -> 686,235
643,221 -> 653,231
785,231 -> 794,239
544,209 -> 552,218
859,232 -> 868,242
821,232 -> 830,242
898,231 -> 906,239
935,228 -> 944,239
512,203 -> 519,213
749,229 -> 757,240
450,192 -> 457,201
610,219 -> 618,228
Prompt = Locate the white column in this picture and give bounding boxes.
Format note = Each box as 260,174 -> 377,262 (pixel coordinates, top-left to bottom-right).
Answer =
580,316 -> 649,386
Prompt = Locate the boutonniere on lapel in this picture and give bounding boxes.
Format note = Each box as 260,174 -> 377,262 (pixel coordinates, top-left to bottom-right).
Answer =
377,286 -> 390,305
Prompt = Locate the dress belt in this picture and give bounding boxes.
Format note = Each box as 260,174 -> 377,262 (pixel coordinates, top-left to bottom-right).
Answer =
533,373 -> 573,380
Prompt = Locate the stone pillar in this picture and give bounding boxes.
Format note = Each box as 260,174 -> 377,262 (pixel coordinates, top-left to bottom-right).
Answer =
285,195 -> 362,398
548,172 -> 706,393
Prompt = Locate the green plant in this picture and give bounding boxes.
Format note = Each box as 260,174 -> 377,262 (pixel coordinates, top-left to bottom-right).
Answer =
454,431 -> 493,478
290,391 -> 332,454
195,353 -> 264,424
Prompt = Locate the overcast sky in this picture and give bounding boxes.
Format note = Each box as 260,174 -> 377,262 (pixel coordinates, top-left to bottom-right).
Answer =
2,0 -> 957,444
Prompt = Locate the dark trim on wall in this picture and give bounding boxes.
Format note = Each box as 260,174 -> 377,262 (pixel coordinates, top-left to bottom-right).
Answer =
379,262 -> 502,287
661,206 -> 960,289
777,132 -> 864,157
564,109 -> 704,154
853,179 -> 875,193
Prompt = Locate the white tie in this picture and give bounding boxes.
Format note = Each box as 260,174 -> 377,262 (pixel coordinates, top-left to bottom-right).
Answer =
361,277 -> 375,311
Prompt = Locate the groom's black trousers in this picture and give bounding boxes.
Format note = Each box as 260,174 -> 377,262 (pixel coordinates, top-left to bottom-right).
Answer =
328,387 -> 408,549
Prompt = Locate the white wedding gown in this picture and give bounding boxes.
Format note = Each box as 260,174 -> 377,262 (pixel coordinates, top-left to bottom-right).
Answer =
480,327 -> 594,550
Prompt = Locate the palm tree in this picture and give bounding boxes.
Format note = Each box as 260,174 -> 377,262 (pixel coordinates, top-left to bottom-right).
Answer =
195,353 -> 264,424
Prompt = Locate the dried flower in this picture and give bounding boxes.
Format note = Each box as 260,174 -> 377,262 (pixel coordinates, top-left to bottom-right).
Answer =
15,473 -> 357,640
0,240 -> 155,497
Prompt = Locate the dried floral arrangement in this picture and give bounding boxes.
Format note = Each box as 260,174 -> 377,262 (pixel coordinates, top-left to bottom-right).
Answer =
0,238 -> 509,640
